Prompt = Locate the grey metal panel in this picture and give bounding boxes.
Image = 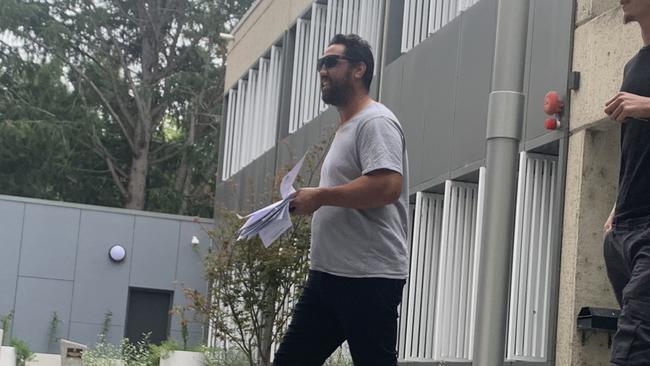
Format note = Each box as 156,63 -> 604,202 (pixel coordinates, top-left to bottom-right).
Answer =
19,204 -> 81,281
0,200 -> 24,318
410,22 -> 461,188
170,221 -> 211,333
12,277 -> 73,353
450,0 -> 497,171
68,322 -> 125,346
523,0 -> 573,142
380,57 -> 405,124
70,210 -> 134,327
396,51 -> 427,186
130,216 -> 181,291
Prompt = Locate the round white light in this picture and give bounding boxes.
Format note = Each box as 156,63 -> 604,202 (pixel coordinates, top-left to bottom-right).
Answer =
108,245 -> 126,262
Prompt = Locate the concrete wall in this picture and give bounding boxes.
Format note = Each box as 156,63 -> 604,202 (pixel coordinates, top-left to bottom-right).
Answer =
554,1 -> 643,365
0,195 -> 212,353
224,0 -> 313,89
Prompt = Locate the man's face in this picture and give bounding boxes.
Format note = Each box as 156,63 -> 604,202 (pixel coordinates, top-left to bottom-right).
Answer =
621,0 -> 650,24
318,44 -> 355,106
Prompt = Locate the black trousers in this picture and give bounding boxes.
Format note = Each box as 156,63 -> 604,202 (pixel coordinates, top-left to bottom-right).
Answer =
604,218 -> 650,365
273,270 -> 405,366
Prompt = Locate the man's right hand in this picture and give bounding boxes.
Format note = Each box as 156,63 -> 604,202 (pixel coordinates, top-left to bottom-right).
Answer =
604,92 -> 650,122
604,213 -> 614,235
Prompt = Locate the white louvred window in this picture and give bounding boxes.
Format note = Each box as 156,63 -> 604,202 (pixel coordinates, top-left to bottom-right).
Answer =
506,152 -> 558,362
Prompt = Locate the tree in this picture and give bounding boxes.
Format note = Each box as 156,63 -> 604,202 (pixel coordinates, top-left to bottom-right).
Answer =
0,0 -> 254,215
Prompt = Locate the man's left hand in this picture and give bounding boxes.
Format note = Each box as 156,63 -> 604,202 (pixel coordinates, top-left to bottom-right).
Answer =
605,92 -> 650,122
290,188 -> 323,216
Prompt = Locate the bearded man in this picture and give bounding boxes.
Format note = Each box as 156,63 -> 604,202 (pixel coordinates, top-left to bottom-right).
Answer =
273,34 -> 409,366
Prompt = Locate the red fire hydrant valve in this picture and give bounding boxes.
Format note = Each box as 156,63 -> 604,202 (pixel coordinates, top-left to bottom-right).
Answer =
543,91 -> 564,130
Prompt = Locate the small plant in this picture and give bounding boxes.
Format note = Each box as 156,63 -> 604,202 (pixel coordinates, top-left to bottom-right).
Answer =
10,337 -> 35,366
84,334 -> 155,366
1,310 -> 13,346
99,310 -> 113,343
48,311 -> 61,352
202,346 -> 249,366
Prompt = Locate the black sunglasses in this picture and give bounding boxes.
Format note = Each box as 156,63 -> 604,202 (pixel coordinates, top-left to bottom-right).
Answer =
316,55 -> 355,71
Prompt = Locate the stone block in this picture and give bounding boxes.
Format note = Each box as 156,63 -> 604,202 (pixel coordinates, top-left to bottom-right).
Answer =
571,6 -> 643,132
59,339 -> 86,366
576,0 -> 620,25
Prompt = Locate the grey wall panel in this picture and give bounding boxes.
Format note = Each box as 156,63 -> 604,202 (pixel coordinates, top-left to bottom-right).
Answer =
69,322 -> 124,346
169,330 -> 203,348
523,0 -> 573,142
130,217 -> 181,291
170,221 -> 211,333
70,211 -> 134,327
397,52 -> 427,186
380,58 -> 405,127
19,204 -> 81,281
409,22 -> 461,188
12,277 -> 73,353
450,0 -> 497,171
0,200 -> 24,317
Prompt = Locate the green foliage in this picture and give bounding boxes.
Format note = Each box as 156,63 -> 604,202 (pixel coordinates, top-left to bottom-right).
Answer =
1,310 -> 13,346
10,337 -> 35,366
82,335 -> 154,366
202,346 -> 249,366
47,311 -> 61,352
323,343 -> 353,366
99,311 -> 113,343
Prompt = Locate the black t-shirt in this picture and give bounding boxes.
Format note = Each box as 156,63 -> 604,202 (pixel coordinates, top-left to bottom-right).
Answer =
616,45 -> 650,222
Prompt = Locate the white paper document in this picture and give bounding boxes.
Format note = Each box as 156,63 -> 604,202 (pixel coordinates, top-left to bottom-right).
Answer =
237,154 -> 306,247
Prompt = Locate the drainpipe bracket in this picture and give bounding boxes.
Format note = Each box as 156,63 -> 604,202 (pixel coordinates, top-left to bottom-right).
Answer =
486,91 -> 525,140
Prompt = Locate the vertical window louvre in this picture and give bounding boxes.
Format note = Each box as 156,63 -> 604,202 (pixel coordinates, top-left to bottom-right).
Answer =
507,152 -> 558,362
221,44 -> 284,180
289,18 -> 310,133
403,0 -> 481,51
433,168 -> 485,362
222,89 -> 235,180
399,192 -> 444,361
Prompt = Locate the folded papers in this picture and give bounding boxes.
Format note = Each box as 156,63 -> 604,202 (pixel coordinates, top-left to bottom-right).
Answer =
237,155 -> 306,247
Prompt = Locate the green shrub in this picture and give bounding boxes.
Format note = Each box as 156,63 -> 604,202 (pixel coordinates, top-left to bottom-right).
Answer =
10,337 -> 35,366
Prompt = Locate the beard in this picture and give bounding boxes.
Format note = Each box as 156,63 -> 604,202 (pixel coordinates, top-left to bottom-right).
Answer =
321,71 -> 354,106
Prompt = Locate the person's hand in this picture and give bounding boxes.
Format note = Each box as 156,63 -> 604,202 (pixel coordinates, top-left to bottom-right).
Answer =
289,188 -> 323,216
604,92 -> 650,123
603,212 -> 614,236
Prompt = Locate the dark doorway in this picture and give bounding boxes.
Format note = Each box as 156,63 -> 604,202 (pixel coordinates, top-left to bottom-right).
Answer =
125,287 -> 173,344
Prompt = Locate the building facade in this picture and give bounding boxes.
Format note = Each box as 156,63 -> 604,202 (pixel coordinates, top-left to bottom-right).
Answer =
215,0 -> 633,365
0,195 -> 211,353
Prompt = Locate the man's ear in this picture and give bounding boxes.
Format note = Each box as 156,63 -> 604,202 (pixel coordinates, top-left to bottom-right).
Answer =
354,62 -> 367,81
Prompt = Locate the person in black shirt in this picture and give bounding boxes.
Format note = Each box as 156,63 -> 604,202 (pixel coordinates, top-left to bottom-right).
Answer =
602,1 -> 650,364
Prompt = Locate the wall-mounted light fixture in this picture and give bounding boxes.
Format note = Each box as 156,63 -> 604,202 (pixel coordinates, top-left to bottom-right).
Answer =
108,245 -> 126,263
191,236 -> 200,246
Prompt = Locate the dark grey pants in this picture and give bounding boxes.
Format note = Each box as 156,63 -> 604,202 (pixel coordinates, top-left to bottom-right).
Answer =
604,218 -> 650,365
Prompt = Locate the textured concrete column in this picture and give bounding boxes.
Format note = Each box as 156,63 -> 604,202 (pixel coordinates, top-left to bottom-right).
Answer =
555,128 -> 619,366
555,3 -> 642,364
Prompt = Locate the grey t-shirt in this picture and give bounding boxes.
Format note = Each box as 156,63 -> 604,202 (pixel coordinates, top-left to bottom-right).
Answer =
310,102 -> 409,279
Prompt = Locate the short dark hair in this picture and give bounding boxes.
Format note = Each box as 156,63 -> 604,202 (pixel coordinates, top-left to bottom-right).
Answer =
328,34 -> 374,91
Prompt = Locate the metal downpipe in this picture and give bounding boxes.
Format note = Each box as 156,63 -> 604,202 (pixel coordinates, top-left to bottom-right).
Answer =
472,0 -> 530,365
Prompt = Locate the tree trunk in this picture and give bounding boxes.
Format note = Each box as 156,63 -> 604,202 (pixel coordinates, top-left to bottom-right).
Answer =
125,142 -> 150,210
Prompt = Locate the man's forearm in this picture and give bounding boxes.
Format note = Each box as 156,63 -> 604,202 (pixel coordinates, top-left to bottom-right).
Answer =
318,173 -> 401,210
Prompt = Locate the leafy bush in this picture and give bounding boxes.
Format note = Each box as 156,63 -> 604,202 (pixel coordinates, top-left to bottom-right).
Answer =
10,337 -> 35,366
82,336 -> 154,366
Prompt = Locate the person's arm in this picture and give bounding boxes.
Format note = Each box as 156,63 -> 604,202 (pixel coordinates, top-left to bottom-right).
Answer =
289,169 -> 402,215
604,204 -> 616,234
604,92 -> 650,122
